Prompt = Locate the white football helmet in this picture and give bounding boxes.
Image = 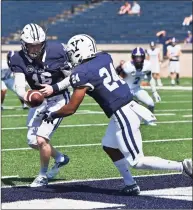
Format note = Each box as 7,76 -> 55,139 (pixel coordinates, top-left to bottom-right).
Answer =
66,34 -> 97,66
20,23 -> 46,59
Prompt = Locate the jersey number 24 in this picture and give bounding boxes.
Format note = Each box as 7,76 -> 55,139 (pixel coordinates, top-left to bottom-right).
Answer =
99,63 -> 125,92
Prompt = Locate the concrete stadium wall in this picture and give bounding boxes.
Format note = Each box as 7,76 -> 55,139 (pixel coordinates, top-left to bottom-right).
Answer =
2,44 -> 192,78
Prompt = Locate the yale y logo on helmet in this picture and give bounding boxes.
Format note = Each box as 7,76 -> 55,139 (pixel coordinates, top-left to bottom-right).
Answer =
66,34 -> 97,66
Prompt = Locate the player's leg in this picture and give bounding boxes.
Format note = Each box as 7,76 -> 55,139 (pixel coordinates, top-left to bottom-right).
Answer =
1,80 -> 7,110
175,62 -> 180,85
169,62 -> 176,85
102,118 -> 138,195
135,88 -> 155,113
40,93 -> 70,180
156,73 -> 163,86
151,73 -> 157,86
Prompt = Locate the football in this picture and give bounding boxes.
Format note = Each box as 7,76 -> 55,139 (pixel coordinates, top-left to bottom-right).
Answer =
26,90 -> 44,107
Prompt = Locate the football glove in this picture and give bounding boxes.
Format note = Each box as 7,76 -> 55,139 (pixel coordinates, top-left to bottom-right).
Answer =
153,91 -> 161,103
41,110 -> 55,124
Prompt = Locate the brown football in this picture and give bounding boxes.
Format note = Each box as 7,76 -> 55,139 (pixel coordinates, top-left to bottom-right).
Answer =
26,90 -> 44,107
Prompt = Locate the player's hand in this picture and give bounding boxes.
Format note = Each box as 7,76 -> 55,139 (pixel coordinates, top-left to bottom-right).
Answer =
39,84 -> 53,97
41,110 -> 55,124
153,91 -> 161,103
23,90 -> 32,107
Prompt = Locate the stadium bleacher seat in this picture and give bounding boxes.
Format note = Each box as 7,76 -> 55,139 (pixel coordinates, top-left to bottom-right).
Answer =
2,1 -> 192,44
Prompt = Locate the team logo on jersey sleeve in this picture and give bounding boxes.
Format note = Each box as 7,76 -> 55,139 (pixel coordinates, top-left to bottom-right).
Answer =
26,65 -> 35,73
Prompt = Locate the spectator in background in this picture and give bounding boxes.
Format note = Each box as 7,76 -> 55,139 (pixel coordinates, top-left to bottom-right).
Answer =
118,2 -> 131,15
184,31 -> 192,44
115,60 -> 125,75
128,1 -> 141,16
182,14 -> 192,26
156,30 -> 172,59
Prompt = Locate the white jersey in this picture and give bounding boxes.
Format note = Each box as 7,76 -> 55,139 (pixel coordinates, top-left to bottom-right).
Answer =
146,48 -> 160,73
167,45 -> 181,61
122,60 -> 152,89
1,60 -> 13,80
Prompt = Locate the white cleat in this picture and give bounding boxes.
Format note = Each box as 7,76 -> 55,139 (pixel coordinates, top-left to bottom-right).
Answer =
47,155 -> 70,179
30,175 -> 48,187
182,159 -> 193,179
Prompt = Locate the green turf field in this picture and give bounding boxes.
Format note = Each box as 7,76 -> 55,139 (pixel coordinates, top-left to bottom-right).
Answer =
1,82 -> 192,186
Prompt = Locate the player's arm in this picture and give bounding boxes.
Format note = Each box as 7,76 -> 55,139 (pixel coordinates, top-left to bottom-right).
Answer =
51,87 -> 88,119
166,47 -> 172,59
14,72 -> 31,106
122,61 -> 133,77
176,46 -> 182,57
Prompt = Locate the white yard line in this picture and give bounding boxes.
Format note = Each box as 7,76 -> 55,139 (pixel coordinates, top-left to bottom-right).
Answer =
1,112 -> 176,118
1,175 -> 19,179
1,109 -> 192,118
2,100 -> 192,109
183,115 -> 192,118
1,138 -> 192,152
1,120 -> 192,130
143,86 -> 192,90
1,172 -> 182,188
154,109 -> 192,112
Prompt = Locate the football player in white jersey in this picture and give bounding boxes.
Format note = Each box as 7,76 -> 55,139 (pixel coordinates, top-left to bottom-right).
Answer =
120,47 -> 161,124
167,38 -> 181,85
1,51 -> 29,110
146,42 -> 163,87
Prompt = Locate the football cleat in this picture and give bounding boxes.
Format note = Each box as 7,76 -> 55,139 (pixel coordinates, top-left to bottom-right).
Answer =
30,175 -> 48,187
182,159 -> 193,179
47,154 -> 70,179
120,183 -> 140,196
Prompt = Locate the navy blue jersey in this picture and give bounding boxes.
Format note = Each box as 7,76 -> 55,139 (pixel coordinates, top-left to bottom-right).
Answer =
9,42 -> 70,97
70,52 -> 133,118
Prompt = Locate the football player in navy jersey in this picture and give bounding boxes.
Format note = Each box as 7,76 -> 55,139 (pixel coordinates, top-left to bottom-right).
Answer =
43,34 -> 192,194
9,23 -> 72,187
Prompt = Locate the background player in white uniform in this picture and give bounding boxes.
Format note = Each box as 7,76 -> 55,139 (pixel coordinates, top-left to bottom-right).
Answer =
146,41 -> 163,87
9,23 -> 72,187
1,52 -> 28,110
167,37 -> 181,85
121,47 -> 161,124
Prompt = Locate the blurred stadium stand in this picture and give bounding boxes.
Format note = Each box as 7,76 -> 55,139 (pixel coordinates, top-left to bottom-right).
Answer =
2,0 -> 192,44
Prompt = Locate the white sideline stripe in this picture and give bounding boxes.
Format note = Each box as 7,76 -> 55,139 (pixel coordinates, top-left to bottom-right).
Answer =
1,120 -> 192,130
2,100 -> 192,109
143,86 -> 192,90
1,138 -> 192,152
5,94 -> 191,101
1,172 -> 182,188
183,115 -> 192,118
1,113 -> 176,118
1,109 -> 192,118
1,175 -> 19,179
154,109 -> 192,112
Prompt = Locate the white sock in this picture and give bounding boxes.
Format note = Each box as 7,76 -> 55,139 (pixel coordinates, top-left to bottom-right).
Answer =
114,158 -> 135,186
157,79 -> 162,85
55,151 -> 64,163
134,156 -> 183,172
151,78 -> 156,86
171,79 -> 175,85
39,166 -> 48,176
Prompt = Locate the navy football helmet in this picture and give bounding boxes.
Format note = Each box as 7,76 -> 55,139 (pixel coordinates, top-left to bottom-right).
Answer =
131,47 -> 145,70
